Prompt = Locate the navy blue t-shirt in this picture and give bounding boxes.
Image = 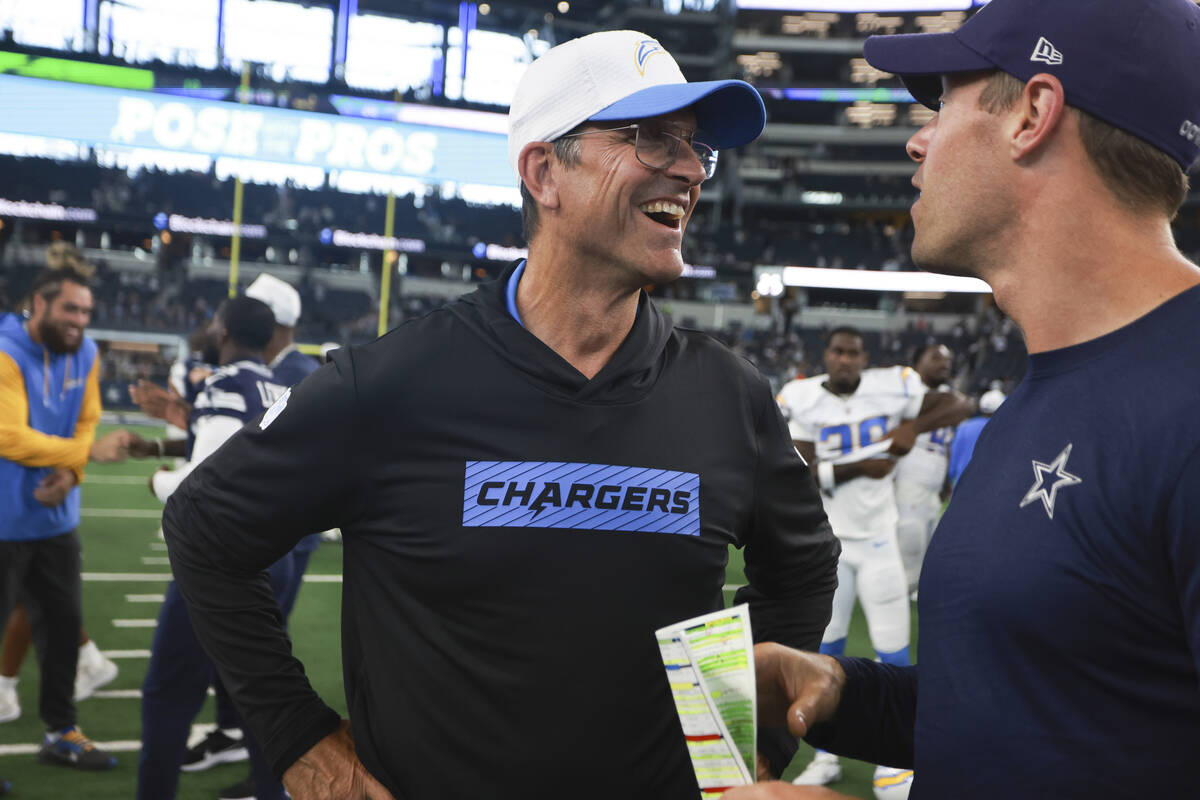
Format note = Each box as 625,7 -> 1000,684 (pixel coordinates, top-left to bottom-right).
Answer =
915,286 -> 1200,797
270,346 -> 320,389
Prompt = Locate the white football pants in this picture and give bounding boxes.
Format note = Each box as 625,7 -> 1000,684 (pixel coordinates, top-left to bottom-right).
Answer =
821,529 -> 910,654
895,481 -> 943,594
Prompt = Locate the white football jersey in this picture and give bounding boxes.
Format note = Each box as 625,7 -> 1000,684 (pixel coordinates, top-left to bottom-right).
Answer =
777,365 -> 925,539
894,385 -> 954,493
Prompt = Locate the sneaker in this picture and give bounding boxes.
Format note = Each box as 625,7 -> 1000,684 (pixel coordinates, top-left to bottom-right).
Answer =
74,643 -> 119,701
0,685 -> 19,724
217,774 -> 255,799
37,726 -> 118,770
181,728 -> 248,772
792,751 -> 842,786
0,777 -> 10,796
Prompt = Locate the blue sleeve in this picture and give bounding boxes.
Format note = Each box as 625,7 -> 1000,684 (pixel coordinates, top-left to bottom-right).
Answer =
804,657 -> 918,769
947,419 -> 978,485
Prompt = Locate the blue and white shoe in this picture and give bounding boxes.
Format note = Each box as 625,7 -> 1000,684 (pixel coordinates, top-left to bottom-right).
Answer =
37,726 -> 117,770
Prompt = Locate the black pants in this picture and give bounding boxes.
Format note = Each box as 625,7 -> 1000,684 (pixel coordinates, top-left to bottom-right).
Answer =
0,530 -> 82,731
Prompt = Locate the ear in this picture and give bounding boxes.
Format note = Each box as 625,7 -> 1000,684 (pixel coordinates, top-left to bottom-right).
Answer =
518,141 -> 560,212
30,292 -> 47,321
1010,73 -> 1068,162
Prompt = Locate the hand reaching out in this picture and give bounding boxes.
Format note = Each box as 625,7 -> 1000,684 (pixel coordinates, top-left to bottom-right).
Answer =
90,429 -> 132,463
128,380 -> 191,430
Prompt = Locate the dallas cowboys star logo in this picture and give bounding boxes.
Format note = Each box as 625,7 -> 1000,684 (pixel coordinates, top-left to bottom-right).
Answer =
1019,443 -> 1082,520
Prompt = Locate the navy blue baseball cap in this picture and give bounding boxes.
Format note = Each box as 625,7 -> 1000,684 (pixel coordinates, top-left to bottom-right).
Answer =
863,0 -> 1200,170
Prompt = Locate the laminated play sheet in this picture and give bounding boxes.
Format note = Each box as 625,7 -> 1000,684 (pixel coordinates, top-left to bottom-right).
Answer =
656,604 -> 756,798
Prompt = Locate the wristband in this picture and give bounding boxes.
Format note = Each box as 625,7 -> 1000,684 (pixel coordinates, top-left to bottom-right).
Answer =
817,461 -> 836,494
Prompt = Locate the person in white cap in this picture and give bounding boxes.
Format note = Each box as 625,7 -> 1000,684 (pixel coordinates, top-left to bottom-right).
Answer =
181,272 -> 325,800
244,272 -> 320,389
158,29 -> 839,800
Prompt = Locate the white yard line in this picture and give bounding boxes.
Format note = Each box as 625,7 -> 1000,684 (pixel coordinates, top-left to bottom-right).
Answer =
303,574 -> 342,582
81,508 -> 162,518
86,689 -> 213,700
101,649 -> 152,659
0,740 -> 143,756
125,594 -> 165,603
89,689 -> 143,699
140,556 -> 171,565
112,619 -> 157,628
82,572 -> 171,581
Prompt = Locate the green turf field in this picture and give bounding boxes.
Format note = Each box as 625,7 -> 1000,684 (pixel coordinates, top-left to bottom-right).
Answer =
0,424 -> 916,799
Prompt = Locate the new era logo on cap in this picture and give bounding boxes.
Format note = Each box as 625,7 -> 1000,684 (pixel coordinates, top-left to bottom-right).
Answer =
861,0 -> 1200,171
1182,120 -> 1200,146
1030,36 -> 1063,65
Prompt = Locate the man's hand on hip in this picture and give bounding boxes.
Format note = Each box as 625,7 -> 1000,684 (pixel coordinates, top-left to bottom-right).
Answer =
283,720 -> 395,800
754,642 -> 845,738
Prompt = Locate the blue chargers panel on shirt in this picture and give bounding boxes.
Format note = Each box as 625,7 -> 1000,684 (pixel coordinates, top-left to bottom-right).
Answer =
463,461 -> 700,536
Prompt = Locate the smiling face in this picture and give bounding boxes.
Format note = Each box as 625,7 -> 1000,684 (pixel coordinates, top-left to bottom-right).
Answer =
906,72 -> 1016,278
552,108 -> 707,288
33,280 -> 92,355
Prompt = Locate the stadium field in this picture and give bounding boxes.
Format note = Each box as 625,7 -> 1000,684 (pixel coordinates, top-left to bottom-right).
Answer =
0,424 -> 915,799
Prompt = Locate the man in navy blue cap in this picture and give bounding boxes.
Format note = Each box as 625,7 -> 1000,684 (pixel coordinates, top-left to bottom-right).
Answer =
723,0 -> 1200,798
159,29 -> 840,800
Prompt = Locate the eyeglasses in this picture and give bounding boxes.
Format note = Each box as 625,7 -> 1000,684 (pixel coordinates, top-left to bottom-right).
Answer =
557,123 -> 719,180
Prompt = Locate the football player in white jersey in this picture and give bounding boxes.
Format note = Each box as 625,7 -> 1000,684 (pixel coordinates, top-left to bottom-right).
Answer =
893,344 -> 970,597
777,327 -> 967,786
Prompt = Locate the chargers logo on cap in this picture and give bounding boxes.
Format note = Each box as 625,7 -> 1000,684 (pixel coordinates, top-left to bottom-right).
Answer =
635,39 -> 665,76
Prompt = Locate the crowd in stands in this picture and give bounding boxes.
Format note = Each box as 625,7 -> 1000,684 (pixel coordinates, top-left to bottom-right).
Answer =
717,306 -> 1025,396
1,153 -> 927,274
7,151 -> 1199,277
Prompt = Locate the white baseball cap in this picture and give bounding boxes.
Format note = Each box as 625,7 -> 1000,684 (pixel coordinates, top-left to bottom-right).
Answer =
979,389 -> 1006,415
508,29 -> 766,175
245,273 -> 301,327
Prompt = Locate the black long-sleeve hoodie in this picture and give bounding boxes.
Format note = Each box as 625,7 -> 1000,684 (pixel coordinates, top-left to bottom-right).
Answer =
163,263 -> 839,799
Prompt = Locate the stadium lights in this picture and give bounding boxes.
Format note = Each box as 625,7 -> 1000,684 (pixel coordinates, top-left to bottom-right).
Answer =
758,266 -> 991,294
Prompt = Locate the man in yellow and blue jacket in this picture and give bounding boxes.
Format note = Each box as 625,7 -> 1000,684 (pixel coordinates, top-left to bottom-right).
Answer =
0,266 -> 117,773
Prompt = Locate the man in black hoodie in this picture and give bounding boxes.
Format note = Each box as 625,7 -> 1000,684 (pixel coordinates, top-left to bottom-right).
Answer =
163,29 -> 839,800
